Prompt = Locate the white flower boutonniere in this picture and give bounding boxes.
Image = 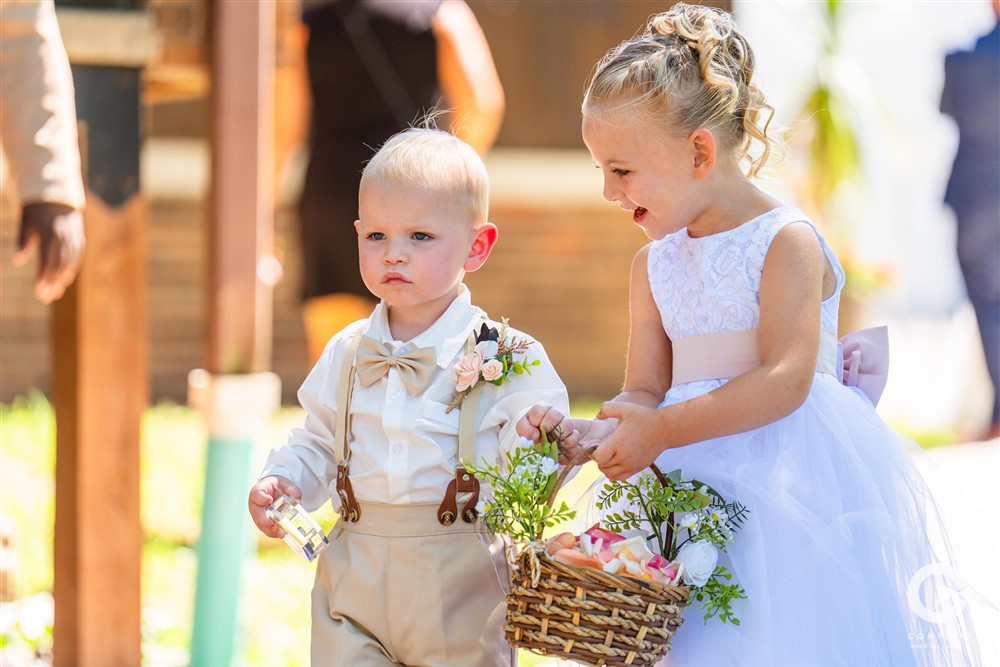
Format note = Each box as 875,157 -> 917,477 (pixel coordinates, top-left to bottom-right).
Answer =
447,318 -> 540,412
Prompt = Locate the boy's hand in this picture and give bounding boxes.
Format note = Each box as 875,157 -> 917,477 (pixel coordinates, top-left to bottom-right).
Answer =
517,403 -> 574,443
249,475 -> 302,539
517,404 -> 621,466
517,404 -> 579,459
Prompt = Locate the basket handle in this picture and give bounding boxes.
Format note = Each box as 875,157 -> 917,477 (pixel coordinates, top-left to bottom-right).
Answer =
538,445 -> 669,542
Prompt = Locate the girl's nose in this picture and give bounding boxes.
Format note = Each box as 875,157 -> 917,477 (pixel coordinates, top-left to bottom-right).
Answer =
602,176 -> 621,204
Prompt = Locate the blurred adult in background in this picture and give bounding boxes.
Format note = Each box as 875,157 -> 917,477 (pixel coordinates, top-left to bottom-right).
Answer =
940,0 -> 1000,440
275,0 -> 505,365
0,0 -> 86,305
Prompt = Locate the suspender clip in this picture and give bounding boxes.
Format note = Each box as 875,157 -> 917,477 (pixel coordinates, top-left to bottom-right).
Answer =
336,463 -> 361,523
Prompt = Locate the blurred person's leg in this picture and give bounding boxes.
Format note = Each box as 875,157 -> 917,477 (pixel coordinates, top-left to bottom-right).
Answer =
303,293 -> 375,365
956,206 -> 1000,439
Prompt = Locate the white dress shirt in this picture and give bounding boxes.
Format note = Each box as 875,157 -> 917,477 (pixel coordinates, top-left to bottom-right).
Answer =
262,286 -> 571,511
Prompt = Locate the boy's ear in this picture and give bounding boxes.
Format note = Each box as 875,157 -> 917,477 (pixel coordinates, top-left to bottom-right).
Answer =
689,128 -> 716,179
354,219 -> 361,235
464,222 -> 498,272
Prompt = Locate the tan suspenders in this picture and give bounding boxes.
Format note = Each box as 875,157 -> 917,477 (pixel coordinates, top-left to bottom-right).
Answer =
333,327 -> 483,526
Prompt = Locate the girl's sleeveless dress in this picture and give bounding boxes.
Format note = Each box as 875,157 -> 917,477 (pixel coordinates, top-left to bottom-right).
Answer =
607,206 -> 980,666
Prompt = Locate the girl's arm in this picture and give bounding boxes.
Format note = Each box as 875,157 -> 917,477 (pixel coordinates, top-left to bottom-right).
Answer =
515,245 -> 670,458
612,244 -> 674,410
593,223 -> 825,479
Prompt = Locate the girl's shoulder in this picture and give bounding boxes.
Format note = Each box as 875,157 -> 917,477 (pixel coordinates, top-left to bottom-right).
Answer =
750,205 -> 817,240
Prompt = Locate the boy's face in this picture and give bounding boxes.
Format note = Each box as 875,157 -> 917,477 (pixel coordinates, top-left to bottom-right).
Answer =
356,180 -> 495,332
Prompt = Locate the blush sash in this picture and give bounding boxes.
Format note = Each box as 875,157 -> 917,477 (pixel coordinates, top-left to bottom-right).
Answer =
670,326 -> 889,406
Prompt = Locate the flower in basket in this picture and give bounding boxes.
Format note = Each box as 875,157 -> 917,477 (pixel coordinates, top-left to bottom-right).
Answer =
595,470 -> 750,625
492,441 -> 697,667
464,428 -> 574,544
447,319 -> 541,412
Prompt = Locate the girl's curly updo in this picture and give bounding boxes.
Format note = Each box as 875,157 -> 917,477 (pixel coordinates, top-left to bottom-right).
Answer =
583,3 -> 775,178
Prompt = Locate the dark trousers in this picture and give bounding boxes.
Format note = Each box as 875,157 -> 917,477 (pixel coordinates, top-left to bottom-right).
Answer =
956,206 -> 1000,423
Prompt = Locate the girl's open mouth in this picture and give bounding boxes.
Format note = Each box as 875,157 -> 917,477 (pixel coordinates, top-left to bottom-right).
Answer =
633,207 -> 648,223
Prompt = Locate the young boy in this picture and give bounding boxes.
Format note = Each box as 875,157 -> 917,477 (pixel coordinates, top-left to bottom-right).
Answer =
248,127 -> 569,666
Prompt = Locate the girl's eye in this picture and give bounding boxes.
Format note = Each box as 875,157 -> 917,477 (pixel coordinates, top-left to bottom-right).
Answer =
412,232 -> 432,241
368,232 -> 385,241
611,168 -> 630,177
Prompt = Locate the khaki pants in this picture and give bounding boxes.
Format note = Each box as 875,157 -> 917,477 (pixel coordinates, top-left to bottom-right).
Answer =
311,502 -> 515,667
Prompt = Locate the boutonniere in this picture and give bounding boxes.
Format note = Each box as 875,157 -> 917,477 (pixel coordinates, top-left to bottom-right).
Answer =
447,318 -> 540,412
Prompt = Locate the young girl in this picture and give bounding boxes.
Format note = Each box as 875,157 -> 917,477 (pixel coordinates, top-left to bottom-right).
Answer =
520,5 -> 982,665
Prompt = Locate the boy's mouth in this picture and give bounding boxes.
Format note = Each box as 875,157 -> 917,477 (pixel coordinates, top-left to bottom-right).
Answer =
633,207 -> 648,223
382,272 -> 409,284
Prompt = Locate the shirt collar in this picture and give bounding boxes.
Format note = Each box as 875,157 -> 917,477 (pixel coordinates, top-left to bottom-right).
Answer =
366,285 -> 485,369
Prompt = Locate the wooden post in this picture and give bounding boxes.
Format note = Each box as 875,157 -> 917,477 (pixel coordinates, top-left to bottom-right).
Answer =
188,3 -> 277,664
49,7 -> 157,664
50,68 -> 146,667
207,0 -> 275,375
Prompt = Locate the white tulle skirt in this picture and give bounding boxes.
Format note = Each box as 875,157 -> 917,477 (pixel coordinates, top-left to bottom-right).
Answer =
574,373 -> 983,667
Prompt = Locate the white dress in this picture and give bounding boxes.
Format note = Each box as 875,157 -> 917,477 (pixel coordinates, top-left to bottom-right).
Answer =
599,207 -> 980,666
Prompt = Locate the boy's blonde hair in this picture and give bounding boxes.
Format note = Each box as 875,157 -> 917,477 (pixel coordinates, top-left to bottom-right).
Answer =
361,126 -> 489,225
583,3 -> 776,178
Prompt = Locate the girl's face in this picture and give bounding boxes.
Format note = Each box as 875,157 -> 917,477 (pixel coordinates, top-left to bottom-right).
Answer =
355,181 -> 484,331
582,112 -> 703,240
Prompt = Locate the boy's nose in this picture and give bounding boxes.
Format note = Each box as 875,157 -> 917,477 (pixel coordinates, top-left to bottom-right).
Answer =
383,244 -> 406,264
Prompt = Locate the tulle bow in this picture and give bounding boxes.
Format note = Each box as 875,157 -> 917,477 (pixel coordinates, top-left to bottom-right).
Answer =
836,325 -> 889,406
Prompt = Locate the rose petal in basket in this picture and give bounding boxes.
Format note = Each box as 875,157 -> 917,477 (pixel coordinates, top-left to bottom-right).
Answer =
504,548 -> 689,667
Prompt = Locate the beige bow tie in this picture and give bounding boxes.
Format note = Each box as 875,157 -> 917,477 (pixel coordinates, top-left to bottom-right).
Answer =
355,336 -> 437,394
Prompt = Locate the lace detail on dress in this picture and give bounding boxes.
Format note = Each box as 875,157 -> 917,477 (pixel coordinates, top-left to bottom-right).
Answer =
647,206 -> 844,400
647,206 -> 843,341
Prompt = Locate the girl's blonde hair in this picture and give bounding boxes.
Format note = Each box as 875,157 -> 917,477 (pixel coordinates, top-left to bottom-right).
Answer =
361,123 -> 489,225
583,3 -> 775,178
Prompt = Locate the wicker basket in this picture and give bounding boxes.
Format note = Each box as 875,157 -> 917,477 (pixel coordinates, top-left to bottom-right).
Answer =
503,448 -> 690,666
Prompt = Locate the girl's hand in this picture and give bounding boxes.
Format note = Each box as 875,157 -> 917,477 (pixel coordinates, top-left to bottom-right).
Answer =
591,402 -> 664,480
248,475 -> 302,539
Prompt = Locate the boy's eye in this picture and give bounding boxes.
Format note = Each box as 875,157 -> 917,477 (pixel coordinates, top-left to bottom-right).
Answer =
367,232 -> 385,241
611,168 -> 630,177
412,232 -> 432,241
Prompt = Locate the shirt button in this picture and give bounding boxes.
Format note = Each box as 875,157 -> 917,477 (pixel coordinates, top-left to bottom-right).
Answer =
392,443 -> 403,455
389,390 -> 402,400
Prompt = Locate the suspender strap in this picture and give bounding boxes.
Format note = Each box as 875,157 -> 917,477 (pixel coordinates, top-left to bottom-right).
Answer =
335,324 -> 485,527
335,329 -> 365,522
437,334 -> 483,525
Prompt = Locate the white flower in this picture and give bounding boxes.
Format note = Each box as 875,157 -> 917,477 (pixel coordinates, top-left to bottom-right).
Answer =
675,541 -> 719,587
516,436 -> 534,449
679,512 -> 699,529
475,340 -> 499,360
538,457 -> 558,477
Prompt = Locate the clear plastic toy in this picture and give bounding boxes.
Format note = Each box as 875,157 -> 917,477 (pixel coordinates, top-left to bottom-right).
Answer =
266,495 -> 329,562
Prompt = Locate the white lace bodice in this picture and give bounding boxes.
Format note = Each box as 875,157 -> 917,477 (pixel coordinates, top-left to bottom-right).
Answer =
648,206 -> 844,340
648,207 -> 844,402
